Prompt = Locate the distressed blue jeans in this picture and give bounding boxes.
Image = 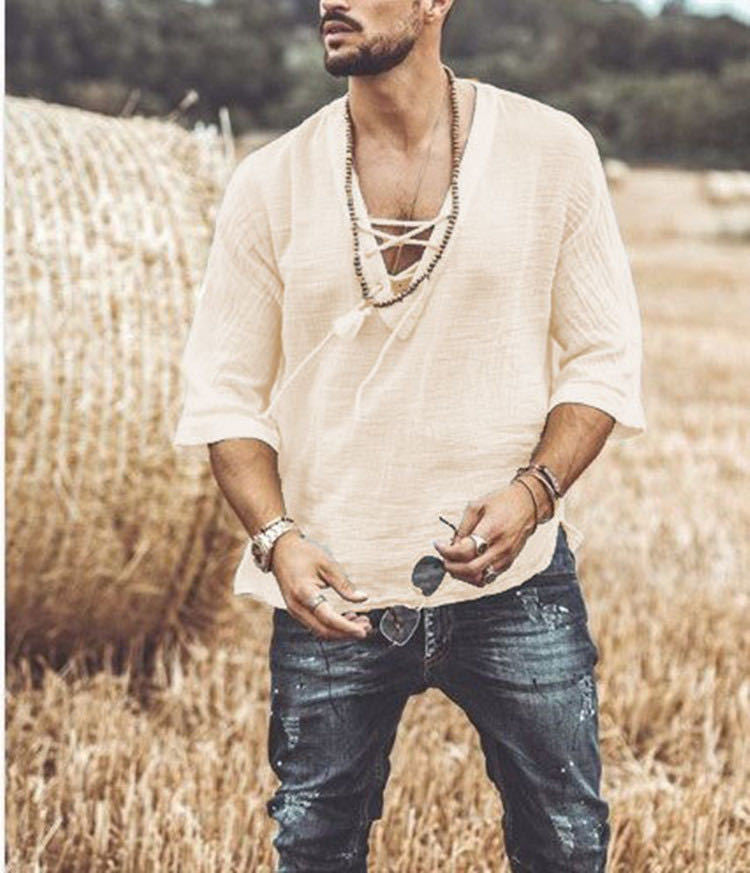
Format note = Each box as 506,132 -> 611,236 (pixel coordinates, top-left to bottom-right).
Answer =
266,523 -> 610,872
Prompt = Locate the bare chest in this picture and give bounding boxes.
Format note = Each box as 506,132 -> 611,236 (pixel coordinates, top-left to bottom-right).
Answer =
352,82 -> 476,281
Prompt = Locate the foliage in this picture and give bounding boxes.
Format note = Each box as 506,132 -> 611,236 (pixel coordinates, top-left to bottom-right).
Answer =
5,0 -> 750,166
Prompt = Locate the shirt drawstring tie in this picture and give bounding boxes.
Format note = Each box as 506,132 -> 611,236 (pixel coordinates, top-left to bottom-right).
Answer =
352,289 -> 427,419
265,211 -> 447,422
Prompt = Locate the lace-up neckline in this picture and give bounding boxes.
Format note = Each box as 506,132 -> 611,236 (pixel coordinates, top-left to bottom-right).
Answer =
358,209 -> 452,289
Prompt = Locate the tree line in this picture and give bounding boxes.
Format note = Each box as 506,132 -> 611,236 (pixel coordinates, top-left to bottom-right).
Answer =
6,0 -> 750,166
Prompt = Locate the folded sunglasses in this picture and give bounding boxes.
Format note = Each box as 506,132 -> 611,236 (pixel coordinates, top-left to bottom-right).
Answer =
378,515 -> 460,645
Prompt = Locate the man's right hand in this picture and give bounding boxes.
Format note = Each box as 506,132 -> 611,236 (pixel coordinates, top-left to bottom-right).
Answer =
270,531 -> 374,641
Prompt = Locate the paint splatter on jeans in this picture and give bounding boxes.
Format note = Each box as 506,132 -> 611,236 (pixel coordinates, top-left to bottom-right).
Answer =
266,523 -> 610,871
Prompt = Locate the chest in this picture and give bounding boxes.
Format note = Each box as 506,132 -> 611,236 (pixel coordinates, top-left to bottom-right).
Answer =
355,141 -> 451,222
351,140 -> 452,281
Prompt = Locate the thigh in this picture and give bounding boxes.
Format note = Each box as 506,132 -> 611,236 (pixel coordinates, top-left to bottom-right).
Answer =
439,530 -> 610,870
266,607 -> 412,872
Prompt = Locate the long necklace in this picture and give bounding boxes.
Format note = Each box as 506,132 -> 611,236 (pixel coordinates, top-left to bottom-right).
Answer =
344,64 -> 460,310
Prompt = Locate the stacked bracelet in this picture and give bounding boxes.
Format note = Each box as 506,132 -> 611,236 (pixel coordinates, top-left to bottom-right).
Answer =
520,463 -> 563,498
520,468 -> 556,509
512,476 -> 539,535
512,462 -> 563,526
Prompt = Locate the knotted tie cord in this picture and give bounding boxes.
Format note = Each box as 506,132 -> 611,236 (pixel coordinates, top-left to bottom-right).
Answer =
264,210 -> 450,424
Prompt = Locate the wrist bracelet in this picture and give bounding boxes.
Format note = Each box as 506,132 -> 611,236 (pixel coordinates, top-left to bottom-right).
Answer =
520,462 -> 563,499
521,468 -> 557,508
514,469 -> 556,522
512,475 -> 539,535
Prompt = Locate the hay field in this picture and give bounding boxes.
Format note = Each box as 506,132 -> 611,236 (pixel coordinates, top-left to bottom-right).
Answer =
5,108 -> 749,872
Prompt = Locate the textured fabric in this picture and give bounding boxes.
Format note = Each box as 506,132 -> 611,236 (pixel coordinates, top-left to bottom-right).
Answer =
172,77 -> 647,612
266,524 -> 609,871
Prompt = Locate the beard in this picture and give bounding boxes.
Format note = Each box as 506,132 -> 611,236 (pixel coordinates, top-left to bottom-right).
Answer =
323,3 -> 422,77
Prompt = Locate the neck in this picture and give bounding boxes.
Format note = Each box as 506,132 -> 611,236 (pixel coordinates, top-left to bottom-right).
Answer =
347,56 -> 449,154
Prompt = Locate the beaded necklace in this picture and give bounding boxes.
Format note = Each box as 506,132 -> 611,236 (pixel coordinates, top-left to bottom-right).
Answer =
344,64 -> 460,309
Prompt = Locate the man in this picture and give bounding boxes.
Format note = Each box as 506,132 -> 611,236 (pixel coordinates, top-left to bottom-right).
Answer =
173,0 -> 646,869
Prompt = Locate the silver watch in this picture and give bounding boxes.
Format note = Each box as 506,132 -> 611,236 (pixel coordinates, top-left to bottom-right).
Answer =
250,515 -> 300,572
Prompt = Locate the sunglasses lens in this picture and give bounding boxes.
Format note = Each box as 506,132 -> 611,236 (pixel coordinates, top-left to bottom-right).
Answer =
412,555 -> 446,596
379,605 -> 421,646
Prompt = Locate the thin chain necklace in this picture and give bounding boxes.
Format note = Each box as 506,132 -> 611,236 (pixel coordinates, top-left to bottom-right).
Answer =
344,64 -> 460,310
388,86 -> 445,279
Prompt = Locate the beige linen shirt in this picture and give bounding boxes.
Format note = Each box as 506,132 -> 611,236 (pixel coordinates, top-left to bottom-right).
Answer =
172,77 -> 647,613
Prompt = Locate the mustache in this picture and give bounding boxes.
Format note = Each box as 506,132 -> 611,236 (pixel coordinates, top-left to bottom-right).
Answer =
319,12 -> 361,34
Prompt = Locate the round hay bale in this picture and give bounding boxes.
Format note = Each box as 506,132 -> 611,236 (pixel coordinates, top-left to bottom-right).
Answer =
4,96 -> 249,666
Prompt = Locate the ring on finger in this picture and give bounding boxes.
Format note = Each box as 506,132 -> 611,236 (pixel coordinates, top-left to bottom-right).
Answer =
470,533 -> 489,556
481,563 -> 497,584
307,592 -> 327,612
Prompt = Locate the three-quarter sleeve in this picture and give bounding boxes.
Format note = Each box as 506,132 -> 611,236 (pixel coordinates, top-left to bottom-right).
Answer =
172,159 -> 283,452
547,127 -> 647,442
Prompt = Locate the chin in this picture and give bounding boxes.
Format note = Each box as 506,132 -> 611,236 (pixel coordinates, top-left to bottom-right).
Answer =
324,49 -> 412,78
324,49 -> 360,77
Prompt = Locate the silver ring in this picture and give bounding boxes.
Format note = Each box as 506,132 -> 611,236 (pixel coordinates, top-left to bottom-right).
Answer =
470,533 -> 489,556
481,564 -> 497,584
307,592 -> 328,612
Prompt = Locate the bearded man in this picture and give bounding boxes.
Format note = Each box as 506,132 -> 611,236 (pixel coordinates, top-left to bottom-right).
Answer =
173,1 -> 647,870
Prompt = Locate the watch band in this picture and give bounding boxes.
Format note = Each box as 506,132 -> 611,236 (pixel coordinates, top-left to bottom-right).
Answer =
251,517 -> 299,572
257,514 -> 294,534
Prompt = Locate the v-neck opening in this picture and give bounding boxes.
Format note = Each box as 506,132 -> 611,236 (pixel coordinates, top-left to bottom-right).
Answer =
350,79 -> 480,293
327,76 -> 495,338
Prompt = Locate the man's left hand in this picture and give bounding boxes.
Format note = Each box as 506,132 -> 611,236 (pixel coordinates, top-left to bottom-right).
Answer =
432,481 -> 537,587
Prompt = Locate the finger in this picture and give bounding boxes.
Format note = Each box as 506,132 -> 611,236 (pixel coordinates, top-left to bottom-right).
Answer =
318,563 -> 369,603
294,604 -> 363,640
343,611 -> 374,633
435,517 -> 495,562
311,600 -> 371,639
433,502 -> 484,556
455,500 -> 484,541
434,534 -> 481,562
288,598 -> 347,639
286,584 -> 359,640
291,584 -> 371,639
442,541 -> 512,586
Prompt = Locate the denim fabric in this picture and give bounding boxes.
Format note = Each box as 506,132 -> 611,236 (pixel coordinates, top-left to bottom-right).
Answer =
266,523 -> 610,872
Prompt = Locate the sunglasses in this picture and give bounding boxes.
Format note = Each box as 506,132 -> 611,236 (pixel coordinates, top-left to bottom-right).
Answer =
378,515 -> 459,646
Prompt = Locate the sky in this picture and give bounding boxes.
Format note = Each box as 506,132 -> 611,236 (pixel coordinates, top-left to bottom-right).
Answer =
626,0 -> 750,23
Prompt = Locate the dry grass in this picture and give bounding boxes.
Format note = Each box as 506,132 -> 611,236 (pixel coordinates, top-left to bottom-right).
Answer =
5,129 -> 749,871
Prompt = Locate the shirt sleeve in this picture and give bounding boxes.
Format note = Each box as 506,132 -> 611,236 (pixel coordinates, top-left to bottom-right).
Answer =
547,127 -> 647,442
172,158 -> 283,452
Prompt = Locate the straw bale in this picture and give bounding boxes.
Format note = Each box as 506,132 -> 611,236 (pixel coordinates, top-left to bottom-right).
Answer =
5,96 -> 248,665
